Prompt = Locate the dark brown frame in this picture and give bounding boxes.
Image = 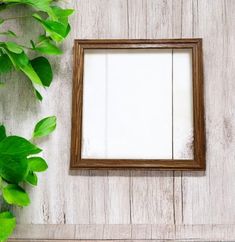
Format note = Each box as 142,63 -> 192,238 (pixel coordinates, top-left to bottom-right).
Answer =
70,39 -> 205,170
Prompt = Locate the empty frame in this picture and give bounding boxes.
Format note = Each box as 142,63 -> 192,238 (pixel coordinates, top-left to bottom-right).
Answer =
71,39 -> 205,170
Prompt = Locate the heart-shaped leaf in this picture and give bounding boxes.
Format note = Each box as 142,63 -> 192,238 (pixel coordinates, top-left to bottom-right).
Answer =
33,13 -> 71,42
25,170 -> 38,186
0,211 -> 16,242
2,47 -> 43,86
51,6 -> 74,24
0,136 -> 42,157
20,62 -> 44,86
3,184 -> 30,206
28,156 -> 48,172
33,116 -> 56,138
0,156 -> 28,183
31,56 -> 53,87
5,42 -> 23,54
2,48 -> 29,69
34,35 -> 62,55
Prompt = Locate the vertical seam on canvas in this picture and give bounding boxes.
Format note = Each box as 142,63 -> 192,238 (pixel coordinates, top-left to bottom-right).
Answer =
172,49 -> 176,225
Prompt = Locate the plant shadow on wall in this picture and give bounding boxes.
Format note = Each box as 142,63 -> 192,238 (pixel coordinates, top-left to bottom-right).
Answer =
0,1 -> 74,241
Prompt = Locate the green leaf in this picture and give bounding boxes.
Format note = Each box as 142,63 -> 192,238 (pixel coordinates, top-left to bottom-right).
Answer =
20,62 -> 44,86
2,0 -> 53,13
0,136 -> 42,156
5,42 -> 23,54
0,156 -> 28,183
3,184 -> 30,206
28,156 -> 48,172
0,211 -> 16,242
51,6 -> 74,18
31,56 -> 53,87
0,18 -> 4,24
3,48 -> 29,69
0,54 -> 13,74
51,6 -> 74,24
25,170 -> 38,186
34,35 -> 62,55
0,211 -> 14,219
0,125 -> 6,142
33,116 -> 56,138
33,13 -> 71,42
1,47 -> 43,86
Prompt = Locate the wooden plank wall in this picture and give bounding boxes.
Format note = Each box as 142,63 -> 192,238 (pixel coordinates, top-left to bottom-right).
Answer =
1,0 -> 235,241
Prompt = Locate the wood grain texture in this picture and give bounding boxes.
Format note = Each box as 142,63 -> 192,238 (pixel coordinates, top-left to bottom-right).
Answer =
0,0 -> 235,241
10,224 -> 235,241
128,0 -> 175,226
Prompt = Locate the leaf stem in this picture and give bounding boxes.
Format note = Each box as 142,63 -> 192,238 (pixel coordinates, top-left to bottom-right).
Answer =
20,44 -> 32,50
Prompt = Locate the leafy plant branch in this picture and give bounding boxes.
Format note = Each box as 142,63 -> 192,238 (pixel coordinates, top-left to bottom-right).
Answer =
0,0 -> 74,100
0,0 -> 74,241
0,116 -> 57,241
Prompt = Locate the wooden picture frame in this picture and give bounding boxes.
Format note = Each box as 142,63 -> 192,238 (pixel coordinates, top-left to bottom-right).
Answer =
70,39 -> 205,170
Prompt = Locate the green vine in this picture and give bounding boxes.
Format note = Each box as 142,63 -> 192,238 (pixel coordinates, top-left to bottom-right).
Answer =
0,0 -> 74,241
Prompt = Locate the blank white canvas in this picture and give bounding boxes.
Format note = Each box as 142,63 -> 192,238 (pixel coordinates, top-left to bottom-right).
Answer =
173,49 -> 194,159
81,49 -> 194,160
82,51 -> 107,158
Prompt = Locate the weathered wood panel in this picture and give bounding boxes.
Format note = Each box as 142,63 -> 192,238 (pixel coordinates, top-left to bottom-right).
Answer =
10,224 -> 235,241
1,0 -> 235,241
182,0 -> 235,225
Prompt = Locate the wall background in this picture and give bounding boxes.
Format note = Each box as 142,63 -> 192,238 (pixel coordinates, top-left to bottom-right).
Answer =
1,0 -> 235,241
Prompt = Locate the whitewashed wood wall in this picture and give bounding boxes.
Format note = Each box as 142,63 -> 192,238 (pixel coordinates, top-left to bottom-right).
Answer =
1,0 -> 235,241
